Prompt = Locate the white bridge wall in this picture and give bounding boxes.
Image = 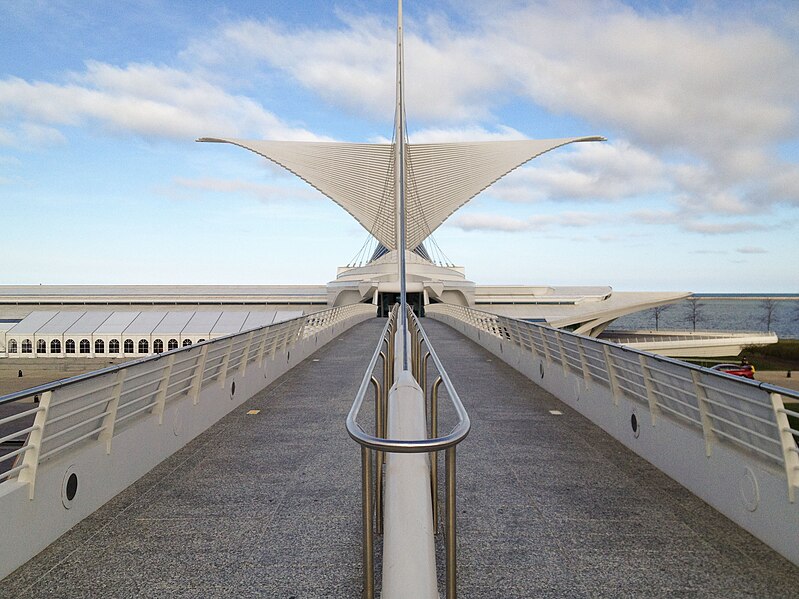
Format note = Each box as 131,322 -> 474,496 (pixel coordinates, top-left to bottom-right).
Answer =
0,305 -> 375,580
429,307 -> 799,567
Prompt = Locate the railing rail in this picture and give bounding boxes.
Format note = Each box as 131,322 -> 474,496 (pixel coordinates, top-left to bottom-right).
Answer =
0,303 -> 374,487
346,305 -> 471,599
428,303 -> 799,502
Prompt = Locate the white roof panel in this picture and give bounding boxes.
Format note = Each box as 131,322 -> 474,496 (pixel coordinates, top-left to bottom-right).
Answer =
124,312 -> 168,335
7,311 -> 58,335
65,311 -> 113,335
182,311 -> 222,336
241,311 -> 277,331
152,311 -> 195,335
36,311 -> 85,335
94,312 -> 140,335
211,311 -> 249,336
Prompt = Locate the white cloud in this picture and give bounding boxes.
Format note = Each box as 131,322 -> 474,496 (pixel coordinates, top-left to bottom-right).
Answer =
682,221 -> 769,235
489,4 -> 799,154
409,125 -> 526,143
190,3 -> 798,219
451,211 -> 601,233
370,124 -> 526,144
760,166 -> 799,205
736,246 -> 768,254
0,62 -> 326,143
2,1 -> 797,238
185,13 -> 506,122
20,123 -> 66,147
0,128 -> 14,146
491,140 -> 668,203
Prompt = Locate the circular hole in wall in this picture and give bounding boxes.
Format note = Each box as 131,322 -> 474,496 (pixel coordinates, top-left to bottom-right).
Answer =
287,351 -> 291,363
631,413 -> 640,438
740,467 -> 760,512
539,363 -> 544,379
231,381 -> 236,398
62,466 -> 78,509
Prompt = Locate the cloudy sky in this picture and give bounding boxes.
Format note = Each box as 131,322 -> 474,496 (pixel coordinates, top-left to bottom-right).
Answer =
1,0 -> 797,292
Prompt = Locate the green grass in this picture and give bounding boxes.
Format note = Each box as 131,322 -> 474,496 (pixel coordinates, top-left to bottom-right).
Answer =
741,340 -> 799,371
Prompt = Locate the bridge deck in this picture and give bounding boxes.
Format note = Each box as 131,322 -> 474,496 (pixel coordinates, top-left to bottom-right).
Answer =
3,318 -> 799,598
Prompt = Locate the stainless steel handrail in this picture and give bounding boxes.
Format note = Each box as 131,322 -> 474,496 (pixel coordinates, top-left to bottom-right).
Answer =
346,305 -> 471,599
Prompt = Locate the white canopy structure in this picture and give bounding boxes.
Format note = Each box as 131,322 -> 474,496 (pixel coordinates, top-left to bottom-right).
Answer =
1,310 -> 303,358
198,137 -> 603,250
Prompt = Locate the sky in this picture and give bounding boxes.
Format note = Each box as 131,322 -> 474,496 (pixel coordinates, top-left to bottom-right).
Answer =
0,0 -> 797,292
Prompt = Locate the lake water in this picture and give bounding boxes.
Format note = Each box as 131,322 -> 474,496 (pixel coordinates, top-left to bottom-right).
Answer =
608,295 -> 799,339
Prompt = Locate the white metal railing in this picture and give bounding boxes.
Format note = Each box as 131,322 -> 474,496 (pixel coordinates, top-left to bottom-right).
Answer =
427,303 -> 799,501
347,306 -> 470,599
0,303 -> 375,495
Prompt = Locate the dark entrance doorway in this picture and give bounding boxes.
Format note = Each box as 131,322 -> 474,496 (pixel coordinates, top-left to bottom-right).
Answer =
378,292 -> 424,317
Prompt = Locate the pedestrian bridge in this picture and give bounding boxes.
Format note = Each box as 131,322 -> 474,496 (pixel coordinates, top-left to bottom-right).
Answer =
1,305 -> 798,597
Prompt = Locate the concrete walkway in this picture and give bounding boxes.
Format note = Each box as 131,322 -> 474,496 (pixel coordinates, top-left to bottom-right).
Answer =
3,317 -> 799,598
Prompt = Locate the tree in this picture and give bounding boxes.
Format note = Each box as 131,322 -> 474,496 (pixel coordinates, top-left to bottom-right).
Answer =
687,297 -> 702,332
761,298 -> 777,332
652,304 -> 670,331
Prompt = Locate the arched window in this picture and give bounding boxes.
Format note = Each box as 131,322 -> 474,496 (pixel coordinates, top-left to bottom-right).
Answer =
138,339 -> 149,353
50,339 -> 61,353
167,339 -> 178,351
37,339 -> 47,353
153,339 -> 164,354
95,339 -> 105,354
66,339 -> 76,354
8,340 -> 18,353
182,339 -> 193,347
21,339 -> 32,353
79,339 -> 90,354
123,339 -> 134,353
109,339 -> 120,354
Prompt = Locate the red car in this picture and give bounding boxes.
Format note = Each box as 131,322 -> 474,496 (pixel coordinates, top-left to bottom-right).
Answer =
710,363 -> 756,379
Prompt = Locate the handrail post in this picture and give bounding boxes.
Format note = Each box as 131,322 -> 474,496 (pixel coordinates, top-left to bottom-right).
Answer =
638,354 -> 661,426
218,338 -> 234,386
153,354 -> 176,425
238,330 -> 255,376
255,329 -> 269,367
431,376 -> 442,532
691,369 -> 716,457
446,445 -> 457,599
18,390 -> 52,499
372,376 -> 385,535
770,392 -> 799,502
602,345 -> 621,406
555,331 -> 569,376
361,445 -> 374,599
190,344 -> 209,405
576,338 -> 591,383
422,351 -> 431,426
98,369 -> 126,454
380,350 -> 389,437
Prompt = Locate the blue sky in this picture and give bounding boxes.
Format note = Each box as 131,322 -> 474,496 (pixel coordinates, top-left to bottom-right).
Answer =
1,0 -> 797,292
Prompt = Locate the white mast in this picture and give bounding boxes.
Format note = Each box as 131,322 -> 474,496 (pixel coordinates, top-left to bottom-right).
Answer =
395,0 -> 409,368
